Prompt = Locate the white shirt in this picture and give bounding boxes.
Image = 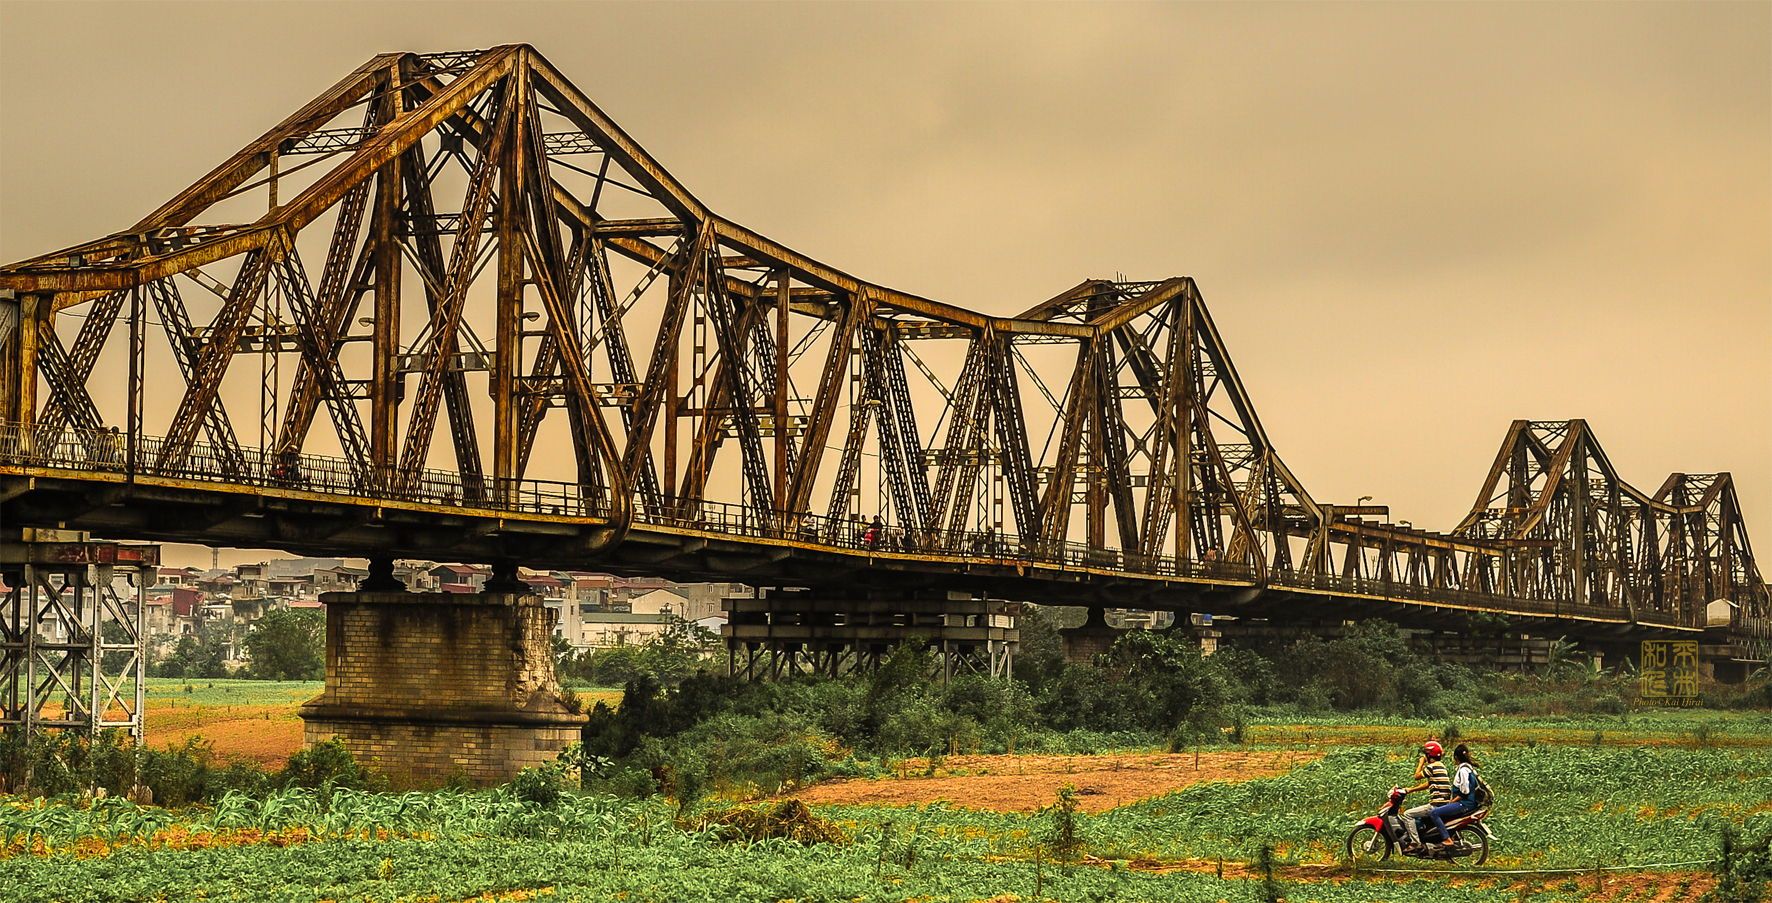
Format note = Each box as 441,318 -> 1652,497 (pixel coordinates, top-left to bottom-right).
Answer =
1453,763 -> 1477,797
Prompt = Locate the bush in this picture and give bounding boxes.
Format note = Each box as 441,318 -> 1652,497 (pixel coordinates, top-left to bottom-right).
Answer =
510,764 -> 567,808
1291,622 -> 1416,711
1709,826 -> 1772,903
279,738 -> 382,794
945,674 -> 1038,751
137,738 -> 215,806
151,631 -> 231,679
706,799 -> 847,845
1035,630 -> 1228,736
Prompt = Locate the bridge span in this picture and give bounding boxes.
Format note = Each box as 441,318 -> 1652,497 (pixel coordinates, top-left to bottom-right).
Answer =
1,45 -> 1765,780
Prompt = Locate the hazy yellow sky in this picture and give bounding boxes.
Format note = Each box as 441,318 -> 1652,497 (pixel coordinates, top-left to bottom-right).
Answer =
2,1 -> 1768,565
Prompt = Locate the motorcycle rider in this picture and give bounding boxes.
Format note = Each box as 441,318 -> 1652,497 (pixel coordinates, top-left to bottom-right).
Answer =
1420,743 -> 1482,849
1400,740 -> 1453,852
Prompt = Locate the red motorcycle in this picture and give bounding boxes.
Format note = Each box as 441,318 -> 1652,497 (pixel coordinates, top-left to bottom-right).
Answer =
1345,787 -> 1493,866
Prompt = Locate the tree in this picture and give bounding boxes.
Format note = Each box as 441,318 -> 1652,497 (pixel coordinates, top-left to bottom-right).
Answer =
152,630 -> 230,678
244,608 -> 325,680
1011,604 -> 1075,693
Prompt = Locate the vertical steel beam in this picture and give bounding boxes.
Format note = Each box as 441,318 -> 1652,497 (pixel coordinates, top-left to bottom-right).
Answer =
493,78 -> 525,499
21,562 -> 34,735
6,295 -> 40,429
774,271 -> 790,515
127,286 -> 142,475
370,148 -> 404,482
785,291 -> 866,518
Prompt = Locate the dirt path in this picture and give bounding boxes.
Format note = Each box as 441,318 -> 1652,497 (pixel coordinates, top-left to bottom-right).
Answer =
796,750 -> 1318,813
1104,856 -> 1716,900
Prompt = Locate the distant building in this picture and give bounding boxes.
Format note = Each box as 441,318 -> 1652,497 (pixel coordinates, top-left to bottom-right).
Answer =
671,582 -> 752,622
522,571 -> 566,599
314,565 -> 367,594
628,588 -> 689,617
574,610 -> 675,648
155,566 -> 203,587
430,564 -> 487,593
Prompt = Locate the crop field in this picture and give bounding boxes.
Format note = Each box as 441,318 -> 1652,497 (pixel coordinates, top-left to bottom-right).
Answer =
3,705 -> 1766,902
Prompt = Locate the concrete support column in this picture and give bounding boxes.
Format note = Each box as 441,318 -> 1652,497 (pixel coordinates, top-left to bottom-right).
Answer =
298,590 -> 585,788
360,557 -> 404,592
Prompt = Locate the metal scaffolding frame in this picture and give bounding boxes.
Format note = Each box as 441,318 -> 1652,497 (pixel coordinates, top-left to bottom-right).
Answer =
0,535 -> 157,739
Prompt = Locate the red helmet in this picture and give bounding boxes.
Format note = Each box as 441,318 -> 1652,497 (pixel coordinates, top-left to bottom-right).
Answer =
1423,741 -> 1444,757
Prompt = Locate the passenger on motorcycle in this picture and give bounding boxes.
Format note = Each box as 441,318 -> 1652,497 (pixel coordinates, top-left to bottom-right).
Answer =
1420,743 -> 1481,849
1400,740 -> 1453,852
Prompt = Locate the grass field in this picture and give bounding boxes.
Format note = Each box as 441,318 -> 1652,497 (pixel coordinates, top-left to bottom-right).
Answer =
3,684 -> 1765,901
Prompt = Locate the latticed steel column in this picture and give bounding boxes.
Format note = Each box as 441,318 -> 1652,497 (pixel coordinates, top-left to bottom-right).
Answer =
0,538 -> 155,742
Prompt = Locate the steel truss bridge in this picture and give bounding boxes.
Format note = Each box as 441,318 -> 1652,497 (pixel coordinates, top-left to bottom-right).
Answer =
1,45 -> 1766,674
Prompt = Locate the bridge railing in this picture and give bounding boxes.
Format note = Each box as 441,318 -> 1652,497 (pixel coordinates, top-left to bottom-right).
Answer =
0,421 -> 1697,627
657,496 -> 1258,583
0,422 -> 607,518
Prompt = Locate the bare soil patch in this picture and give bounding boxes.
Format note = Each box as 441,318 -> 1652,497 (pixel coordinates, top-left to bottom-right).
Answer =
149,704 -> 307,765
796,750 -> 1318,813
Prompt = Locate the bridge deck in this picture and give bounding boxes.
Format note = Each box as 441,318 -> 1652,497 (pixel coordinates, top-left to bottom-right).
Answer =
0,426 -> 1704,639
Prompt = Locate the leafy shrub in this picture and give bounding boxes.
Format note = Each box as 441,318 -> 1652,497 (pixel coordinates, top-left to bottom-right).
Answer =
1709,826 -> 1772,903
1291,622 -> 1415,711
706,799 -> 847,844
279,738 -> 382,794
510,764 -> 566,808
150,631 -> 231,678
137,737 -> 214,806
1043,784 -> 1083,858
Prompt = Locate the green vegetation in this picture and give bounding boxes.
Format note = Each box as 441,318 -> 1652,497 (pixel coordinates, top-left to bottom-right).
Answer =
555,615 -> 718,689
570,618 -> 1771,799
144,678 -> 322,708
147,630 -> 230,679
4,708 -> 1769,901
7,771 -> 1762,902
0,733 -> 378,804
803,744 -> 1771,870
3,615 -> 1768,901
242,609 -> 325,681
0,826 -> 1607,903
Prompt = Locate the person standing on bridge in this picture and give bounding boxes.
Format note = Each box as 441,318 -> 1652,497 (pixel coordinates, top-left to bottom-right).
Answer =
863,515 -> 884,550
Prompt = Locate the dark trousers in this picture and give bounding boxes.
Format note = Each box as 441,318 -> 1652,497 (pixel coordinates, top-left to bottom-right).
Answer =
1422,800 -> 1474,843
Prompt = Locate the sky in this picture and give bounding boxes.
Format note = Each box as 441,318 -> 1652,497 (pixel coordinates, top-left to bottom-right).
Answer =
2,1 -> 1768,569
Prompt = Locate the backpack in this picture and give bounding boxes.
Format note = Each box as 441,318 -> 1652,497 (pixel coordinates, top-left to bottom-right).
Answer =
1469,769 -> 1494,809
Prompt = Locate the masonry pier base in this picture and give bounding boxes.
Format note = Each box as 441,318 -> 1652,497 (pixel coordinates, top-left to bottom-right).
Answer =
298,590 -> 585,788
1059,607 -> 1121,663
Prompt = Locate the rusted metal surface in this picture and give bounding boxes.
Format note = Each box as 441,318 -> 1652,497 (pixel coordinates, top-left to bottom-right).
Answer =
0,45 -> 1763,659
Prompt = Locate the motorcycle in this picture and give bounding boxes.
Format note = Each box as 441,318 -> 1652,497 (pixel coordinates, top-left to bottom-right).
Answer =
1345,787 -> 1493,866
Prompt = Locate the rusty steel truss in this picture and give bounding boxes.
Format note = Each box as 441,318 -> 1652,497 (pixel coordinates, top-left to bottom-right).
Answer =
0,45 -> 1765,662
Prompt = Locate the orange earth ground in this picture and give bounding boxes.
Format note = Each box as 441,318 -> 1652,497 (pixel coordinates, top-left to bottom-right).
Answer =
792,750 -> 1320,813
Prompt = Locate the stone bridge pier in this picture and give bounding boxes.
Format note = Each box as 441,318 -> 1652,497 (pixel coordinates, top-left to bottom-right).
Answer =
298,573 -> 584,788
